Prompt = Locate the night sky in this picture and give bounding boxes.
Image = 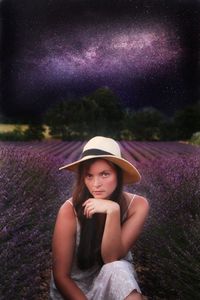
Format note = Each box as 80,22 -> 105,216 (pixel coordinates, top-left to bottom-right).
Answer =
1,0 -> 200,121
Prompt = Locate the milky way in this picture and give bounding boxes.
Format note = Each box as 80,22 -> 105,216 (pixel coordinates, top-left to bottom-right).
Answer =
17,21 -> 182,90
1,0 -> 199,119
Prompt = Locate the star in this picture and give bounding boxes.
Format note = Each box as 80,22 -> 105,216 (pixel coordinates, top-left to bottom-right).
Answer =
16,21 -> 182,89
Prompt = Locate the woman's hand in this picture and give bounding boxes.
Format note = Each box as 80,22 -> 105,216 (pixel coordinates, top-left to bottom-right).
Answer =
82,198 -> 119,218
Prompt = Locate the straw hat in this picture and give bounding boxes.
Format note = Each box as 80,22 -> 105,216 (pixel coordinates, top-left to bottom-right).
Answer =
59,136 -> 141,184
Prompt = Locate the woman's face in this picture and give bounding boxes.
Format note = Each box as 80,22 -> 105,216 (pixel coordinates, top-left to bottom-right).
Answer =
84,159 -> 118,199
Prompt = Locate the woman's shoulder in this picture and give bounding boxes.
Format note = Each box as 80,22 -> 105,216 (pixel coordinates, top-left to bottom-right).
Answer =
54,198 -> 77,239
123,191 -> 148,202
123,192 -> 149,213
62,197 -> 73,207
57,197 -> 76,220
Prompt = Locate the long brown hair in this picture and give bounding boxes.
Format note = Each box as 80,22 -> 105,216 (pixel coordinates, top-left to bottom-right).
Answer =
72,158 -> 125,270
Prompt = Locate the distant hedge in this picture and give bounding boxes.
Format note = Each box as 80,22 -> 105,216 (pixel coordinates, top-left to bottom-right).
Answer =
0,124 -> 45,141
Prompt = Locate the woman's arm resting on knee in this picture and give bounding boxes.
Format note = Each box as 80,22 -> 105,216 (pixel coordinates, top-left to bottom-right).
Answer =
52,201 -> 87,300
101,195 -> 149,263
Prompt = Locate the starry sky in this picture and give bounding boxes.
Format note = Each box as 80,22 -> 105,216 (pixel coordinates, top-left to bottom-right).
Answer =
1,0 -> 200,121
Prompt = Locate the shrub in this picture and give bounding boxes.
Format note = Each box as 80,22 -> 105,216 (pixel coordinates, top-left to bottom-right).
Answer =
173,103 -> 200,140
0,126 -> 25,141
23,124 -> 45,141
128,155 -> 200,299
125,107 -> 165,141
0,144 -> 73,300
0,124 -> 46,141
119,129 -> 135,140
190,132 -> 200,145
1,141 -> 200,299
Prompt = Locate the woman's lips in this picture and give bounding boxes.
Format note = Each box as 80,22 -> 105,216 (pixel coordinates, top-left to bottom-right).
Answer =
93,191 -> 104,195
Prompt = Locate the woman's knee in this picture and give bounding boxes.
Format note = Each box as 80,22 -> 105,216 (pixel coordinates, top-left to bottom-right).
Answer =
100,260 -> 133,281
101,260 -> 127,274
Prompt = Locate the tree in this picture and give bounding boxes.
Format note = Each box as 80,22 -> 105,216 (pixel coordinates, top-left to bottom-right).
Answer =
173,102 -> 200,140
23,123 -> 45,141
82,87 -> 124,138
44,87 -> 124,140
125,107 -> 165,141
44,100 -> 82,140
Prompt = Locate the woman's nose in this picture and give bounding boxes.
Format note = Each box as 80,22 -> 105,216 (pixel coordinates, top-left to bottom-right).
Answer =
93,177 -> 102,187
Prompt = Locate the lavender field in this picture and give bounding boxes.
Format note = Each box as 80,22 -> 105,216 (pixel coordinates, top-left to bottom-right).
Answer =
0,141 -> 200,300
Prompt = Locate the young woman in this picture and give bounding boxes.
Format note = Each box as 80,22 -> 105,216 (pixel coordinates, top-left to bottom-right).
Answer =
50,136 -> 149,300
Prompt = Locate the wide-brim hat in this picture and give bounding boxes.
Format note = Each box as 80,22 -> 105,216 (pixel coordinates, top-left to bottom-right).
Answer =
59,136 -> 141,184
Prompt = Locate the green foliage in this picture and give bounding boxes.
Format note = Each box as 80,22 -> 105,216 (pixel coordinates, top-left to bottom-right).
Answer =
23,123 -> 45,141
0,125 -> 25,141
124,107 -> 165,141
0,124 -> 45,141
119,129 -> 135,140
173,102 -> 200,140
159,119 -> 178,141
44,87 -> 124,140
82,87 -> 123,138
190,132 -> 200,145
44,99 -> 85,140
43,89 -> 200,141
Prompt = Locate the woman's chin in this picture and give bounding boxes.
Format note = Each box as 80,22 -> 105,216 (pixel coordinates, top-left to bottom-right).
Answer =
92,191 -> 107,199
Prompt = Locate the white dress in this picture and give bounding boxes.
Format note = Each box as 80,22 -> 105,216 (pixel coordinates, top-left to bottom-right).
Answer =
49,196 -> 141,300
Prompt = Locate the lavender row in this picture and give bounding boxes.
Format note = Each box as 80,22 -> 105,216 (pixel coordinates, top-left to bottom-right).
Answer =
127,155 -> 200,299
0,142 -> 200,299
1,140 -> 199,163
0,144 -> 74,300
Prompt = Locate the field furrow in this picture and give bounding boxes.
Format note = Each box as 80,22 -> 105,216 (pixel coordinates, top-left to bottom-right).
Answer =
1,141 -> 199,163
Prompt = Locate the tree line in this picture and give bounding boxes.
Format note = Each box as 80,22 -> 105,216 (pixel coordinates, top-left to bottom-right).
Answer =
44,87 -> 200,141
1,87 -> 200,141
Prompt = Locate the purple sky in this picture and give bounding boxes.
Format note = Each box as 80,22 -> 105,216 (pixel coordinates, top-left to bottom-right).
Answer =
1,0 -> 199,120
18,22 -> 182,86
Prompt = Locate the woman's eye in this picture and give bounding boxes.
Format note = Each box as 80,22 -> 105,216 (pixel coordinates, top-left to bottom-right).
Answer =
102,172 -> 109,177
86,174 -> 92,179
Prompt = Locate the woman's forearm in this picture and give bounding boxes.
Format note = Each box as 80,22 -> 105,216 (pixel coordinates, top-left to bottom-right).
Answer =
54,274 -> 87,300
101,205 -> 124,263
